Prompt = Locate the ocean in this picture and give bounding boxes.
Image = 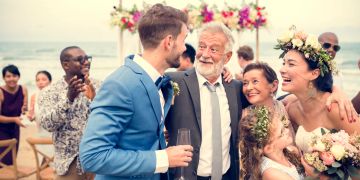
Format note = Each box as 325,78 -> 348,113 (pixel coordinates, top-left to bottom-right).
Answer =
0,41 -> 359,99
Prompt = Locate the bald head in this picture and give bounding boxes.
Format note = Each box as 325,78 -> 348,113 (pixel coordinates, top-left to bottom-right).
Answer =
318,32 -> 338,44
318,32 -> 340,59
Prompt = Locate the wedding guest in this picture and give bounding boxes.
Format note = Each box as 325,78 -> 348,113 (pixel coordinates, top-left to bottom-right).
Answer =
80,4 -> 193,180
318,32 -> 340,59
177,43 -> 196,71
28,70 -> 54,163
39,46 -> 100,180
0,64 -> 27,165
277,28 -> 360,178
165,22 -> 245,180
318,32 -> 343,88
240,106 -> 302,180
235,45 -> 254,81
240,62 -> 303,179
29,70 -> 52,131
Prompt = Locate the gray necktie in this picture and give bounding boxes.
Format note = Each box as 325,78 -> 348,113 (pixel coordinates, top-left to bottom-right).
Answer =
205,82 -> 222,180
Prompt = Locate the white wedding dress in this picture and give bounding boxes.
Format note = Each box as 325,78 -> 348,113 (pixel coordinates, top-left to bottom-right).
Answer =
295,126 -> 329,153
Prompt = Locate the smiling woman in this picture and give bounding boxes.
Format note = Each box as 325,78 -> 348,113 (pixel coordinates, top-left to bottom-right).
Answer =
0,64 -> 28,165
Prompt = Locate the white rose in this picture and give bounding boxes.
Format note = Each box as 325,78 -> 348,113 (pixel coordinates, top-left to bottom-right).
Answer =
313,140 -> 326,152
291,38 -> 303,48
330,144 -> 346,160
278,30 -> 294,43
305,35 -> 322,50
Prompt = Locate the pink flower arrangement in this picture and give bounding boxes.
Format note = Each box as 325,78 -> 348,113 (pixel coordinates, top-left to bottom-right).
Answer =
110,5 -> 143,33
110,3 -> 268,33
200,4 -> 214,23
304,129 -> 360,179
238,3 -> 267,31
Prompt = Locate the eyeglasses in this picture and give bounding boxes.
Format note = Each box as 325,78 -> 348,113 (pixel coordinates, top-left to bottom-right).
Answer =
67,55 -> 92,64
322,43 -> 341,52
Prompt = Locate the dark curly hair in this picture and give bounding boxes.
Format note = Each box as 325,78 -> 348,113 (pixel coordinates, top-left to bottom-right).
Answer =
291,49 -> 333,93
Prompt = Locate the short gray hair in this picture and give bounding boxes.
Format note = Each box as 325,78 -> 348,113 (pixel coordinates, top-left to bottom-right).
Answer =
198,22 -> 235,53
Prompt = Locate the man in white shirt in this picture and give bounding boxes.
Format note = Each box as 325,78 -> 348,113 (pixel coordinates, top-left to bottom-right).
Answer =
166,22 -> 246,180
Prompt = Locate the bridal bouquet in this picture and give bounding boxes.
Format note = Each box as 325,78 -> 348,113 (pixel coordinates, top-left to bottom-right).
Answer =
304,129 -> 360,179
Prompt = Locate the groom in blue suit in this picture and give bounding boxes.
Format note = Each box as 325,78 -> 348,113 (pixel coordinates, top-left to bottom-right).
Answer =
79,4 -> 193,180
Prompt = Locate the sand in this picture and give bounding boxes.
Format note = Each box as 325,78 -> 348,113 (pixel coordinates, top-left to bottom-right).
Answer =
17,124 -> 43,179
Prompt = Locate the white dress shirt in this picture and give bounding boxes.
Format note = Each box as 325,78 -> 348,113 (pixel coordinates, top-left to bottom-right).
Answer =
133,54 -> 169,173
195,70 -> 231,176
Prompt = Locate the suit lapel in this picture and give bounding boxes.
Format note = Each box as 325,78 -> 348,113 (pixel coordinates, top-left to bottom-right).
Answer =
223,80 -> 239,143
163,86 -> 174,118
184,69 -> 202,132
125,58 -> 162,124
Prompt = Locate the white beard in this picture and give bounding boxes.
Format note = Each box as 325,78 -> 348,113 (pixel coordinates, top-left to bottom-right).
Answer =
194,56 -> 225,79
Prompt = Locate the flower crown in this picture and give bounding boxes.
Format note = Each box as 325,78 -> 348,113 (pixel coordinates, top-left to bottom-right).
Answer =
250,106 -> 271,143
274,26 -> 338,76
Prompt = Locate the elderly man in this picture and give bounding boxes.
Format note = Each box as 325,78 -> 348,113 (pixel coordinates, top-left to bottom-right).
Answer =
165,22 -> 246,180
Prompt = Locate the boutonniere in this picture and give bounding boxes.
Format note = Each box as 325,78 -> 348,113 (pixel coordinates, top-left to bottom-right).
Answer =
170,81 -> 180,105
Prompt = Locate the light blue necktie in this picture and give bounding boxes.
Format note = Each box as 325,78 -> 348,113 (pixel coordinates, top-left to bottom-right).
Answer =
205,82 -> 222,180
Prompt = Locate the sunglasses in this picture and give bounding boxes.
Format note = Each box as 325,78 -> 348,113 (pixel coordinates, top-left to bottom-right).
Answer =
67,55 -> 92,64
322,43 -> 341,52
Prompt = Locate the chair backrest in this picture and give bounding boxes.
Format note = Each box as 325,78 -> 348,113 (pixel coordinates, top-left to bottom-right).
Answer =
26,137 -> 54,180
0,138 -> 18,178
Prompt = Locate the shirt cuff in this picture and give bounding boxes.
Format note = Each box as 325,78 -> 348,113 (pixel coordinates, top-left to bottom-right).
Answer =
154,150 -> 169,173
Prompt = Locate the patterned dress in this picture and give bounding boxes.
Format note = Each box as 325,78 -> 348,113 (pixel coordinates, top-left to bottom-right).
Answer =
0,86 -> 23,165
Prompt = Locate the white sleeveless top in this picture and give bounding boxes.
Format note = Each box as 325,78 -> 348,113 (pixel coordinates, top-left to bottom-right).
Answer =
295,126 -> 329,153
261,156 -> 302,180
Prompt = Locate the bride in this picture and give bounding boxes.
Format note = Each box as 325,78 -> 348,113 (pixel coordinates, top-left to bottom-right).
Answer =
276,27 -> 360,178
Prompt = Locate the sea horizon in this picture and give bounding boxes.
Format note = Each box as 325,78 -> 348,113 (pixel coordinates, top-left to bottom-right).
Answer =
0,41 -> 359,99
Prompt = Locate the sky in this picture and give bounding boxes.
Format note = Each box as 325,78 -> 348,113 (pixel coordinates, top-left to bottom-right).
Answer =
0,0 -> 360,42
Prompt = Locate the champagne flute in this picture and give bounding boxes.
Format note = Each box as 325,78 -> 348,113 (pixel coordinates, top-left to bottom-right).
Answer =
176,128 -> 191,180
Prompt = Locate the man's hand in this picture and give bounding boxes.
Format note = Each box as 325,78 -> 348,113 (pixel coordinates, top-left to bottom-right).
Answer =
67,76 -> 85,102
222,66 -> 233,83
83,75 -> 96,100
166,145 -> 193,168
326,86 -> 358,123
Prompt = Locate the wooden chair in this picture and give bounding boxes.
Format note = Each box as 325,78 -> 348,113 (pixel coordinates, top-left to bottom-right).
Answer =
0,138 -> 35,179
26,137 -> 54,180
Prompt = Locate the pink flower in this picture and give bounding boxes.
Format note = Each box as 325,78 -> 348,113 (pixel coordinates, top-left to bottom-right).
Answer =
320,151 -> 335,165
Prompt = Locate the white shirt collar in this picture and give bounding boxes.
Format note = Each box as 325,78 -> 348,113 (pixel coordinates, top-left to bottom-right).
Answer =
133,54 -> 161,83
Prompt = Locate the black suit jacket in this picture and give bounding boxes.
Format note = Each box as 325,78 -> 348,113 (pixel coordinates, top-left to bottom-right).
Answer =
165,68 -> 244,180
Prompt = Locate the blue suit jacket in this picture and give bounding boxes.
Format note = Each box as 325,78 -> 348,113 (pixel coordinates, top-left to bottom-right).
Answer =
80,55 -> 173,180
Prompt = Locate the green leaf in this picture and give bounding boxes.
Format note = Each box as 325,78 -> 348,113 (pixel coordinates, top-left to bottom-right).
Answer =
327,167 -> 337,174
321,128 -> 326,135
331,161 -> 341,168
336,169 -> 344,179
347,165 -> 360,178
